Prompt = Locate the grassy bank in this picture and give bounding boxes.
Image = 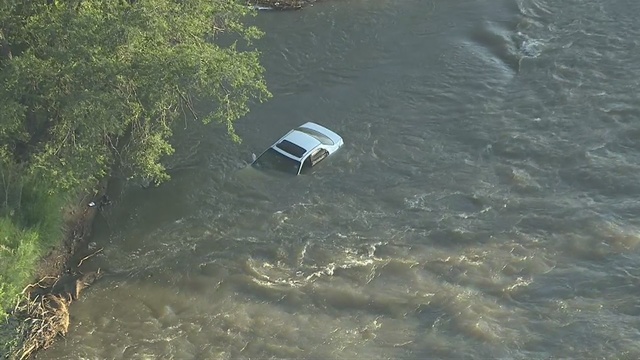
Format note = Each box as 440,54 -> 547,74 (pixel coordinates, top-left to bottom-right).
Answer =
0,178 -> 66,354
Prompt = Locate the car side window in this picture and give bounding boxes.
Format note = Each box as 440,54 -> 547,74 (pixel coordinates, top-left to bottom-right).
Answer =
310,149 -> 329,166
300,149 -> 328,174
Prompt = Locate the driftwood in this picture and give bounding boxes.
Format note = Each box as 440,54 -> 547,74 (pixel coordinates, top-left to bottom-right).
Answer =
14,294 -> 70,360
11,270 -> 103,360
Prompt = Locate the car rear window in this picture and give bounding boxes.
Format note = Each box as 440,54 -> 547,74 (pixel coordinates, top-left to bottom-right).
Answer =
296,127 -> 335,145
276,140 -> 306,158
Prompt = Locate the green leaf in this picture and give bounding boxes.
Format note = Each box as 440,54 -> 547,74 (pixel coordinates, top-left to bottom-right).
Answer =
0,0 -> 271,190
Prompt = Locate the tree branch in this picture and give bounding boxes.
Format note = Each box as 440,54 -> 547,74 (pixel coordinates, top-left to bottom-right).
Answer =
176,87 -> 198,121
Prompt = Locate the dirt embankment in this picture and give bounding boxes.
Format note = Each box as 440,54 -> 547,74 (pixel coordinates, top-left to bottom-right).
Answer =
5,185 -> 108,360
249,0 -> 321,10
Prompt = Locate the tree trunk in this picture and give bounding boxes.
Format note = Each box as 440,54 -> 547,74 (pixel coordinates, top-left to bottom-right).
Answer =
0,29 -> 12,61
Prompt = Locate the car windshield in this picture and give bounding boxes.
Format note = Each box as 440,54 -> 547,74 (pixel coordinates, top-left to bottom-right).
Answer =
252,148 -> 301,175
296,127 -> 335,145
275,140 -> 306,158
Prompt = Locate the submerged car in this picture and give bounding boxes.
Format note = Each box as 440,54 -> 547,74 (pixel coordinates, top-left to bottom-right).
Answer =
252,122 -> 344,175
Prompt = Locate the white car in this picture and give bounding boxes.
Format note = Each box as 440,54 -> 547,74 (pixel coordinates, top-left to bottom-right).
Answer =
251,122 -> 344,175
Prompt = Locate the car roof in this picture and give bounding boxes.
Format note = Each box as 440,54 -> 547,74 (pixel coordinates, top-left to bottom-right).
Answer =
273,130 -> 321,160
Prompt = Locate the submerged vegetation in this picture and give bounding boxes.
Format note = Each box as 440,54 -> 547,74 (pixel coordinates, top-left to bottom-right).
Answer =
0,0 -> 270,357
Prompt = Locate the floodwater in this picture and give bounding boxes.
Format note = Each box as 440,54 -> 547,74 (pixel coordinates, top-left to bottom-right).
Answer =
41,0 -> 640,359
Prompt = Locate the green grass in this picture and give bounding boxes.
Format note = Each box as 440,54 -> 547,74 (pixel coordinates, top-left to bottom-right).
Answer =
0,177 -> 67,356
0,218 -> 41,320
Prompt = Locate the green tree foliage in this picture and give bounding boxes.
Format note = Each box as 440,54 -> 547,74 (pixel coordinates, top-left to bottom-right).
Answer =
0,0 -> 270,191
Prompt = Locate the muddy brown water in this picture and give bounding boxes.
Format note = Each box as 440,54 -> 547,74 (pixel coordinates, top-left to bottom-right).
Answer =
40,0 -> 640,359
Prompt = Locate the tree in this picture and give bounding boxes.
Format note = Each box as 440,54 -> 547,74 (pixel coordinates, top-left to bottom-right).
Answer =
0,0 -> 270,191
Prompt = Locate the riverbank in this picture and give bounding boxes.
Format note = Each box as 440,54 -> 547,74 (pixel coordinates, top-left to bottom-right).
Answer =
1,184 -> 106,359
